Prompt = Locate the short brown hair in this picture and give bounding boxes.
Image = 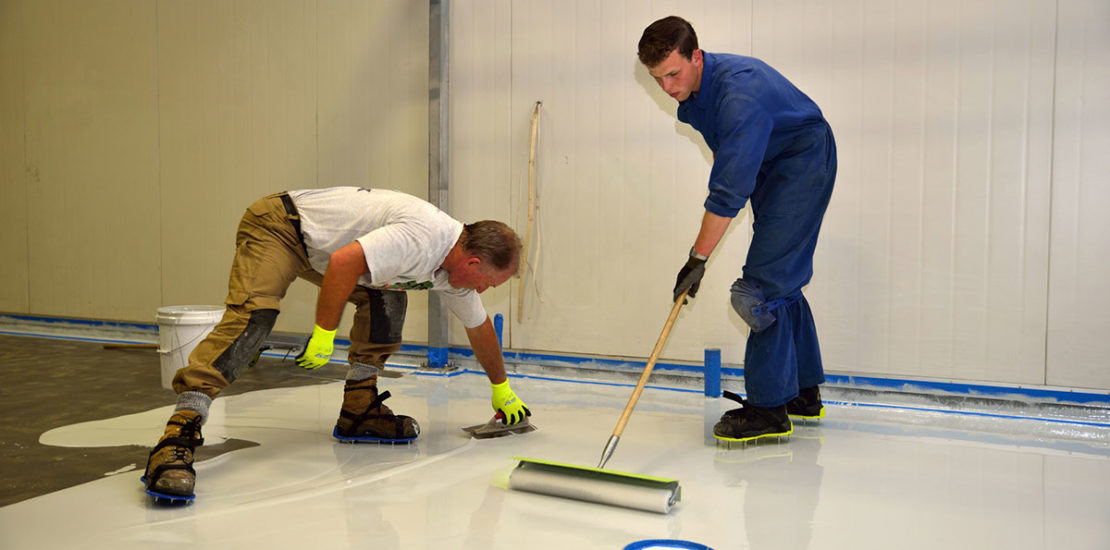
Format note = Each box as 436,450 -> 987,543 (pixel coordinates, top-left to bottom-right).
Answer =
637,15 -> 699,67
461,220 -> 521,274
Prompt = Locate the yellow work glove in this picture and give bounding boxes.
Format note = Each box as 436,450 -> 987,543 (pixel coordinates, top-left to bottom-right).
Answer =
295,324 -> 336,370
490,380 -> 531,425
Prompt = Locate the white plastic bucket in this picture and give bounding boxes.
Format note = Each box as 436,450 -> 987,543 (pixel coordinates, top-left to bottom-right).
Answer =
156,305 -> 224,390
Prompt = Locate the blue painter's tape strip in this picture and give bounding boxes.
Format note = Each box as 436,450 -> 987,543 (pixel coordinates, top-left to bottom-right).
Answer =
841,400 -> 1110,429
825,373 -> 1110,406
426,344 -> 1109,406
0,313 -> 157,331
624,540 -> 712,550
448,346 -> 746,379
4,313 -> 1108,407
0,330 -> 154,345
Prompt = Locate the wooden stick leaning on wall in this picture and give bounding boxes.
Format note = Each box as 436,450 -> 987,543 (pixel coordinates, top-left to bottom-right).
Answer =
518,101 -> 541,323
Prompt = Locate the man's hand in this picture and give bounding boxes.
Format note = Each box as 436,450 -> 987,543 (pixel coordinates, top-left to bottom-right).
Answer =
673,252 -> 707,304
295,325 -> 337,370
490,380 -> 531,425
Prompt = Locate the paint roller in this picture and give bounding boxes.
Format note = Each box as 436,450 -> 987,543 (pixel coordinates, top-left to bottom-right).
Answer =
508,291 -> 689,513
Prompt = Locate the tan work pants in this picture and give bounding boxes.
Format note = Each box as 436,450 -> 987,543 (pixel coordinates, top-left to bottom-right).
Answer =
172,193 -> 406,399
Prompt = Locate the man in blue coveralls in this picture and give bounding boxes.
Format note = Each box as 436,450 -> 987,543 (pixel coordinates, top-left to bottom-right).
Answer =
638,16 -> 836,442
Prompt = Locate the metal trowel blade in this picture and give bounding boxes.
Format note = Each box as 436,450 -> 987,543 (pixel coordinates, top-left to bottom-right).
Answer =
462,414 -> 537,439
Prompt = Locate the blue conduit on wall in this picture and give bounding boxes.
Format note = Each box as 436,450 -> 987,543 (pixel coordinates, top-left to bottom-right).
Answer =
494,313 -> 503,348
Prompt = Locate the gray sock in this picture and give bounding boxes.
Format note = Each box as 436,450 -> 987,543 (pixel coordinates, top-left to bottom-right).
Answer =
346,362 -> 379,382
175,391 -> 213,424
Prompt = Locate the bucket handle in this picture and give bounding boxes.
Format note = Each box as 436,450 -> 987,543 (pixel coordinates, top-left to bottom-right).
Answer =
157,326 -> 212,355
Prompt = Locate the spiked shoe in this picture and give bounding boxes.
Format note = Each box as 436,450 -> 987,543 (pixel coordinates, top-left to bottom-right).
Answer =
143,410 -> 204,500
787,386 -> 826,420
714,391 -> 793,443
334,376 -> 419,443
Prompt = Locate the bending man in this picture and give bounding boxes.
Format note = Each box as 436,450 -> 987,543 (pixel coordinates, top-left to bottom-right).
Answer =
144,187 -> 529,500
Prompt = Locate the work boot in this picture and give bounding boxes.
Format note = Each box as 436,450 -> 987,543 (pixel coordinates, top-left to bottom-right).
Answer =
143,410 -> 204,498
334,376 -> 419,442
786,386 -> 826,420
714,391 -> 792,442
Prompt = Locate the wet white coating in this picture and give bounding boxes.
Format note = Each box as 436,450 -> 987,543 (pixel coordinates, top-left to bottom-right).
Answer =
3,371 -> 1109,550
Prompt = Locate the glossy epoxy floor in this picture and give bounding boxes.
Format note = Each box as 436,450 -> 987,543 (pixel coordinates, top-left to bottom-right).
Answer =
2,365 -> 1109,550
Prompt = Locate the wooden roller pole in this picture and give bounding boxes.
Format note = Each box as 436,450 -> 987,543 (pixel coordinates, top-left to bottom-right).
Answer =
598,289 -> 688,468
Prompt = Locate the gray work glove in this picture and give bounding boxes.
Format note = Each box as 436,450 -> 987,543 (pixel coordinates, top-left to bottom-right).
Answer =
673,250 -> 707,304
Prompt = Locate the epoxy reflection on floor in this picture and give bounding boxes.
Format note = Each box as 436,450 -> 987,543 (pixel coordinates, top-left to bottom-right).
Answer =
2,366 -> 1109,550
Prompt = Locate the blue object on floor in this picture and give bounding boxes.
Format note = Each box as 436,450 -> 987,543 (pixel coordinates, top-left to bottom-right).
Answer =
624,540 -> 712,550
704,348 -> 721,397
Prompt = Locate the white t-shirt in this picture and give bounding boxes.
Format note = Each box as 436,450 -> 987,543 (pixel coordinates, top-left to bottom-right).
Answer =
287,187 -> 487,328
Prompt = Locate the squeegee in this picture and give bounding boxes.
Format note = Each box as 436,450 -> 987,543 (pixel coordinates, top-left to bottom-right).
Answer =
508,291 -> 688,513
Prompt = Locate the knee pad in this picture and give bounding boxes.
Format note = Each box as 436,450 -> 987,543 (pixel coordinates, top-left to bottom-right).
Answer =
367,290 -> 407,344
730,279 -> 777,332
212,308 -> 278,383
731,279 -> 805,333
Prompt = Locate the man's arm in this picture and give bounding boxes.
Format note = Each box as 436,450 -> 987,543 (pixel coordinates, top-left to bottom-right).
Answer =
466,315 -> 530,424
314,242 -> 370,330
296,242 -> 369,370
693,210 -> 732,258
673,210 -> 734,303
465,316 -> 507,384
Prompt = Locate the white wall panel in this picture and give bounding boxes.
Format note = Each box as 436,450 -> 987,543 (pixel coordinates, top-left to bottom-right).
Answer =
0,0 -> 30,312
157,1 -> 427,338
1047,0 -> 1110,389
318,0 -> 428,197
157,0 -> 319,331
317,0 -> 430,341
1,0 -> 429,337
498,0 -> 758,362
2,0 -> 1106,391
19,0 -> 161,321
757,0 -> 1055,385
447,0 -> 514,346
450,0 -> 1078,389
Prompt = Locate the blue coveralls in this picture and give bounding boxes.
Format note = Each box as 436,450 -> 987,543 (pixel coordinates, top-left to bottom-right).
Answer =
678,52 -> 836,408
